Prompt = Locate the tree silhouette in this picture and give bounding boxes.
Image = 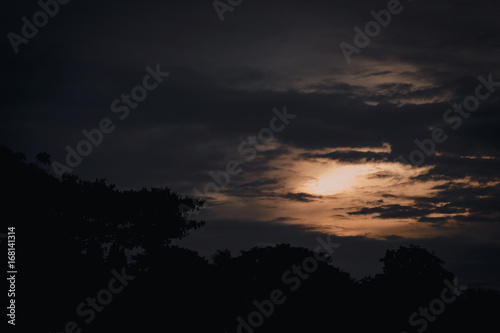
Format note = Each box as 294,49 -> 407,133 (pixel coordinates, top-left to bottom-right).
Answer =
2,144 -> 499,333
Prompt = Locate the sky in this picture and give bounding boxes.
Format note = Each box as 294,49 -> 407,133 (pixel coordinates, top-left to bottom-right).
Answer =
2,0 -> 500,289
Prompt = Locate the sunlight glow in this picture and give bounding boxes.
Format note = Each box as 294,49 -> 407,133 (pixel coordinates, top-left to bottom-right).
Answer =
303,165 -> 371,195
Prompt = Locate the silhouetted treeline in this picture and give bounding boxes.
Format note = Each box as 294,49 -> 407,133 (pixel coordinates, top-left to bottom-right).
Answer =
1,145 -> 498,332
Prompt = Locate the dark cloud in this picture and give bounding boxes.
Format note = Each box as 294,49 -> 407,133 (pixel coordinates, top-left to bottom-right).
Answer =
348,204 -> 434,219
280,192 -> 323,202
301,151 -> 392,163
348,180 -> 500,225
